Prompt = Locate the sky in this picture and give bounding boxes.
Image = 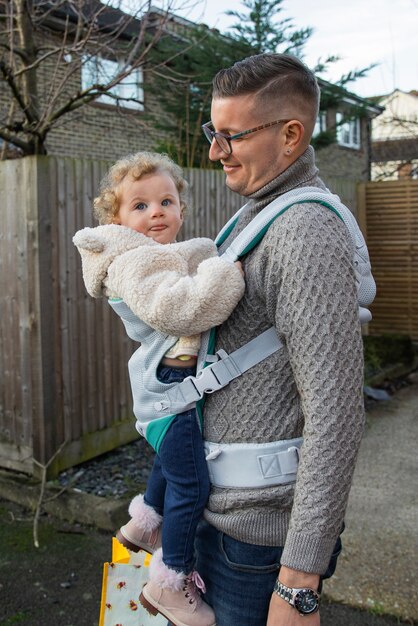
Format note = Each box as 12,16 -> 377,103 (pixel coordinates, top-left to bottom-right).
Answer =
165,0 -> 418,99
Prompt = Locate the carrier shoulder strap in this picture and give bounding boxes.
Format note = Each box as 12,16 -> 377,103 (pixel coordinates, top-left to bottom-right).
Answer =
196,188 -> 375,370
161,188 -> 375,415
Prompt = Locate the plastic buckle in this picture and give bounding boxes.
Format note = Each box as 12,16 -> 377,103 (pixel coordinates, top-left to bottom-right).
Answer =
187,350 -> 241,398
189,364 -> 225,396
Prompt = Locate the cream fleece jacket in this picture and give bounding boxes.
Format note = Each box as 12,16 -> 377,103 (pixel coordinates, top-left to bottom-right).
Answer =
73,224 -> 245,338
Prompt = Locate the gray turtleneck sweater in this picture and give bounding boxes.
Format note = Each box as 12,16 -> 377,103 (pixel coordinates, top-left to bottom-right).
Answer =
203,146 -> 365,575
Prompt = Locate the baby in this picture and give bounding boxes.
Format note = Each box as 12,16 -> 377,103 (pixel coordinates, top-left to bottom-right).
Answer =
73,151 -> 244,626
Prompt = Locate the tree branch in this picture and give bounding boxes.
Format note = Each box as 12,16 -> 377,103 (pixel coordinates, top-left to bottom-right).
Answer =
0,126 -> 29,150
32,439 -> 68,549
0,59 -> 37,125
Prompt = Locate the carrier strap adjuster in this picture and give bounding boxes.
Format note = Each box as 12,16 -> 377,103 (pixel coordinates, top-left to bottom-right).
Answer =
157,327 -> 284,414
190,350 -> 241,396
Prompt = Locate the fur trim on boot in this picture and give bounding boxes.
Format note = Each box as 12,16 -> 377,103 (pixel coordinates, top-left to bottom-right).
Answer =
128,494 -> 162,532
149,548 -> 185,592
115,495 -> 162,554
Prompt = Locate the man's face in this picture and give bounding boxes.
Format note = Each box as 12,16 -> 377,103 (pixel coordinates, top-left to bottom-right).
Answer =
209,94 -> 291,196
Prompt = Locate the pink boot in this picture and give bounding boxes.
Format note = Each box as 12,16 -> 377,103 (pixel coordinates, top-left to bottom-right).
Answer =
139,548 -> 216,626
115,494 -> 162,554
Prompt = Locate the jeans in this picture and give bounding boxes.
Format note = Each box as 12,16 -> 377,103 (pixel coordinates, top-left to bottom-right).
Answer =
144,365 -> 210,574
190,520 -> 342,626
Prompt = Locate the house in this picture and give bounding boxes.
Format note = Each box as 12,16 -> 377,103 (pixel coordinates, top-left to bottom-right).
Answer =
370,89 -> 418,180
0,1 -> 175,159
0,3 -> 382,195
313,79 -> 384,182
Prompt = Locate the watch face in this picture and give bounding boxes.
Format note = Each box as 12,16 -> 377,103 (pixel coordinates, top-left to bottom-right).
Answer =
294,589 -> 319,615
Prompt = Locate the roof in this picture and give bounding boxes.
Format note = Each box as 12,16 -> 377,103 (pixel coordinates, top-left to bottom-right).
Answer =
34,0 -> 143,40
318,78 -> 384,116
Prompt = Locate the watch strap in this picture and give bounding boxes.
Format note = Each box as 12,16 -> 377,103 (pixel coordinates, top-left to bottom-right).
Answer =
273,580 -> 320,615
274,580 -> 295,606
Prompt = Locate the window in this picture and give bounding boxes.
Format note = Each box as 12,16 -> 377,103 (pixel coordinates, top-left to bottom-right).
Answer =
313,111 -> 327,137
81,56 -> 144,111
336,112 -> 360,149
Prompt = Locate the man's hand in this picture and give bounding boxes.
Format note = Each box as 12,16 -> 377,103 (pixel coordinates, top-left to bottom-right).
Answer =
234,260 -> 244,276
267,593 -> 320,626
266,566 -> 321,626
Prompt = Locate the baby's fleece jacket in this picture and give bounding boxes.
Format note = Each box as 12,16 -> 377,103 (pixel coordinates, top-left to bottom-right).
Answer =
72,224 -> 245,339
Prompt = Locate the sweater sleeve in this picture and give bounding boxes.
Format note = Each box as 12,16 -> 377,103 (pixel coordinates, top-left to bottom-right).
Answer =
264,204 -> 365,574
105,238 -> 245,337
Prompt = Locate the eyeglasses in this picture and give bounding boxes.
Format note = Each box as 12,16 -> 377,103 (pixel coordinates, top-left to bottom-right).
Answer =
201,119 -> 291,155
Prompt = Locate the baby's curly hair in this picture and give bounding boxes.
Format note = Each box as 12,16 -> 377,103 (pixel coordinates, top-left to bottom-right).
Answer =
93,151 -> 190,224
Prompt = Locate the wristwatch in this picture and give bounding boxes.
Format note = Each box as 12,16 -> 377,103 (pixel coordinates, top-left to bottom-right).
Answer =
273,580 -> 320,615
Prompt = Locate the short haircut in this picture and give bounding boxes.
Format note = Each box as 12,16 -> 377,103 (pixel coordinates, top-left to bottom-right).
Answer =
93,151 -> 190,224
212,53 -> 320,132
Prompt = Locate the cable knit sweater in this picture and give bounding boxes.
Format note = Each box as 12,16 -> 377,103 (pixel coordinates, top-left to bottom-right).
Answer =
203,146 -> 365,575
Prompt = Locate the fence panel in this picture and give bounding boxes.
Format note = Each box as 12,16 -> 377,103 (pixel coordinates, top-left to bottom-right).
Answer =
359,180 -> 418,339
0,159 -> 41,472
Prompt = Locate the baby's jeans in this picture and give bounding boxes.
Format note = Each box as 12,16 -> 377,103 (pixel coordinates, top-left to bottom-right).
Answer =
144,365 -> 210,575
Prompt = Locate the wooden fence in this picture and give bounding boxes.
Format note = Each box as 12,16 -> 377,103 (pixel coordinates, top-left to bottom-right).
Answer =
0,156 -> 359,477
358,179 -> 418,340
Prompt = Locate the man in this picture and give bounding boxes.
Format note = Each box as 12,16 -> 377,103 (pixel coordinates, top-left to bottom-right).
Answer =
194,53 -> 365,625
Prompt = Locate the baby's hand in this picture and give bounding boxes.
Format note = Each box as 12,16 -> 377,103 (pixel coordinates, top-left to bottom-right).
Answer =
234,260 -> 244,277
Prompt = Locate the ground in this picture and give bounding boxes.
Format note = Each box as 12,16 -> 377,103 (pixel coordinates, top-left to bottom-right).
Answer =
0,499 -> 414,626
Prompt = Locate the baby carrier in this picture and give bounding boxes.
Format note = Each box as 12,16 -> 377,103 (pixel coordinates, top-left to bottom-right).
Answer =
155,187 -> 376,489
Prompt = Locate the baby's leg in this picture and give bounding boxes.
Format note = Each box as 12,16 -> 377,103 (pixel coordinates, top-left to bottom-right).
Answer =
158,408 -> 210,574
116,457 -> 165,553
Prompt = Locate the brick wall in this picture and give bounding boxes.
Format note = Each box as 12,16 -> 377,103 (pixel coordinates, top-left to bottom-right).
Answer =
45,101 -> 160,160
316,115 -> 371,183
0,28 -> 170,161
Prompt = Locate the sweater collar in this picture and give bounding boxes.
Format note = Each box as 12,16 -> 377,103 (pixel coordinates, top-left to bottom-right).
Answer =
246,146 -> 319,209
217,146 -> 322,252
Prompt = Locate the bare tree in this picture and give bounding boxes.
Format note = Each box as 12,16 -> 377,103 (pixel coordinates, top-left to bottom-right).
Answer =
0,0 -> 190,156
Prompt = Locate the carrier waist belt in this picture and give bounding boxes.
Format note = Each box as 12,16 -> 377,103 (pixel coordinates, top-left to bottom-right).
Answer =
203,437 -> 303,488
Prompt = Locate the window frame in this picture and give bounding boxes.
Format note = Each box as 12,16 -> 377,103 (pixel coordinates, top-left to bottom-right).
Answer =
81,55 -> 144,111
336,112 -> 361,149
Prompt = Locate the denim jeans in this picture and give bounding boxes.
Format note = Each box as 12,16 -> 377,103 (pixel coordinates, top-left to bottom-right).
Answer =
144,365 -> 210,574
189,521 -> 342,626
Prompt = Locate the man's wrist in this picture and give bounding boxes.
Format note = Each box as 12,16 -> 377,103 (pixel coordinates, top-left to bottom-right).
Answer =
278,565 -> 320,590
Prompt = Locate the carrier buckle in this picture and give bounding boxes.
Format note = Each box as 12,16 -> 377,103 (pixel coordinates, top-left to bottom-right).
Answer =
186,350 -> 241,399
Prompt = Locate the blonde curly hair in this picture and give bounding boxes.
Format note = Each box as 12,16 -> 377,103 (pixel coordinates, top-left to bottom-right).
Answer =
93,151 -> 190,224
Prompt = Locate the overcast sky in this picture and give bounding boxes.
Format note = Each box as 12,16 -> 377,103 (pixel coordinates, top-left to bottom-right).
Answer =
168,0 -> 418,99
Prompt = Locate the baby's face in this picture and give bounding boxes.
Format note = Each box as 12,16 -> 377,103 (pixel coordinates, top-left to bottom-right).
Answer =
114,171 -> 183,244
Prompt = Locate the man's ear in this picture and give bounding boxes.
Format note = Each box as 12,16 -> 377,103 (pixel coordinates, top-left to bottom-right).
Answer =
284,119 -> 305,153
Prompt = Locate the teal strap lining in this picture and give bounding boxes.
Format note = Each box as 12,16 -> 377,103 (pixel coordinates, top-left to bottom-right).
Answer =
146,414 -> 177,453
217,199 -> 343,255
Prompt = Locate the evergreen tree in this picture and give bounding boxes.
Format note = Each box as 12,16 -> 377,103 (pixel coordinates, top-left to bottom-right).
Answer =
226,0 -> 374,151
146,24 -> 250,168
149,0 -> 374,164
226,0 -> 312,56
